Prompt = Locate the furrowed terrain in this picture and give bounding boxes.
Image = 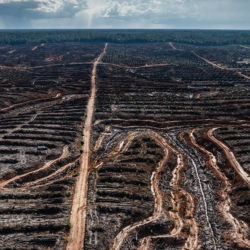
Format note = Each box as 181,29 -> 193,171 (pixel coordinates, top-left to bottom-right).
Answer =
0,42 -> 104,249
0,41 -> 249,250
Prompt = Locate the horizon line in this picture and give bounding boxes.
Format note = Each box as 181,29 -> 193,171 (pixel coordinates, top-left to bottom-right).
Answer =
0,28 -> 250,31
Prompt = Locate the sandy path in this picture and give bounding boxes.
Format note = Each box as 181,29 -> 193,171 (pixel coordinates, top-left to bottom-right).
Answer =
168,42 -> 177,50
111,132 -> 169,250
23,157 -> 79,189
208,128 -> 250,186
192,51 -> 225,70
0,145 -> 69,189
192,51 -> 250,80
112,131 -> 197,250
190,129 -> 250,248
66,43 -> 108,250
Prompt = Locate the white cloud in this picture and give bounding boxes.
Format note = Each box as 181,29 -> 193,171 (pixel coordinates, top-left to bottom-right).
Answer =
0,0 -> 26,2
76,0 -> 195,27
34,0 -> 81,13
0,0 -> 249,29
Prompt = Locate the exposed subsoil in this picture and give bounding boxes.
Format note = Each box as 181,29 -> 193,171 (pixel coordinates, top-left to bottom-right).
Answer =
0,42 -> 249,250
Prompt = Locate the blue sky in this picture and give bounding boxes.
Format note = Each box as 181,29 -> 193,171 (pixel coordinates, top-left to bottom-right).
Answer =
0,0 -> 249,29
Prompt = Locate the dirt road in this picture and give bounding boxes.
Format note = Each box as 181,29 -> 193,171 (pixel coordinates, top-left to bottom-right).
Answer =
112,131 -> 197,250
0,145 -> 69,189
111,131 -> 169,250
190,129 -> 250,248
208,128 -> 250,186
192,51 -> 250,80
66,43 -> 108,250
169,42 -> 177,50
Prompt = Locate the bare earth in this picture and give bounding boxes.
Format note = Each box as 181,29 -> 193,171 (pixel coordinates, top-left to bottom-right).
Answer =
66,43 -> 108,250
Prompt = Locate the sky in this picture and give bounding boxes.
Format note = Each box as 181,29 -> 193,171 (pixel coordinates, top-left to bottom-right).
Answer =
0,0 -> 249,29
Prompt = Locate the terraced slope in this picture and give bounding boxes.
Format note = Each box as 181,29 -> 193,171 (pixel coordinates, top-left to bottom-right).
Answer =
0,42 -> 105,249
87,43 -> 250,249
0,42 -> 249,250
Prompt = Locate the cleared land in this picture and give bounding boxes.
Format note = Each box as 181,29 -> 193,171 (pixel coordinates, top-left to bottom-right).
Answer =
0,41 -> 249,250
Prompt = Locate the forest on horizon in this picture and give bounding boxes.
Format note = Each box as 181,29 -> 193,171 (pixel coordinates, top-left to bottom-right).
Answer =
0,29 -> 250,45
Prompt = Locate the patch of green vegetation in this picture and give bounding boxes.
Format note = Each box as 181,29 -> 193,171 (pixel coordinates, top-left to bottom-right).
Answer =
66,221 -> 71,230
73,172 -> 79,177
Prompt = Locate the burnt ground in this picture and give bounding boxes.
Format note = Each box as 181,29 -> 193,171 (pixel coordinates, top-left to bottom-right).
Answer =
0,42 -> 104,249
0,42 -> 249,249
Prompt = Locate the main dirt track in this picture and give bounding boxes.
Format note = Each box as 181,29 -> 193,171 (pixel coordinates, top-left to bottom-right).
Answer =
66,43 -> 108,250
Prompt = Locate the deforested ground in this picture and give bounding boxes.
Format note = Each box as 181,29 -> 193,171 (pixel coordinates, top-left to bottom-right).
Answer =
0,41 -> 249,250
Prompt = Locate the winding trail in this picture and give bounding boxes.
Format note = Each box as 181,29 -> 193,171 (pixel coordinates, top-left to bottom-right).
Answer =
189,129 -> 250,248
208,128 -> 250,186
66,43 -> 108,250
111,131 -> 169,250
0,145 -> 69,189
192,51 -> 250,80
163,133 -> 199,250
24,157 -> 80,189
111,131 -> 197,250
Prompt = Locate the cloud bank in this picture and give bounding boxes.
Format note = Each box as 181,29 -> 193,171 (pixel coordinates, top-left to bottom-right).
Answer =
0,0 -> 249,29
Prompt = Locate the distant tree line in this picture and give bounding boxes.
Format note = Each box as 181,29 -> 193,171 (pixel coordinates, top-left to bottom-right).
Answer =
0,29 -> 250,45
